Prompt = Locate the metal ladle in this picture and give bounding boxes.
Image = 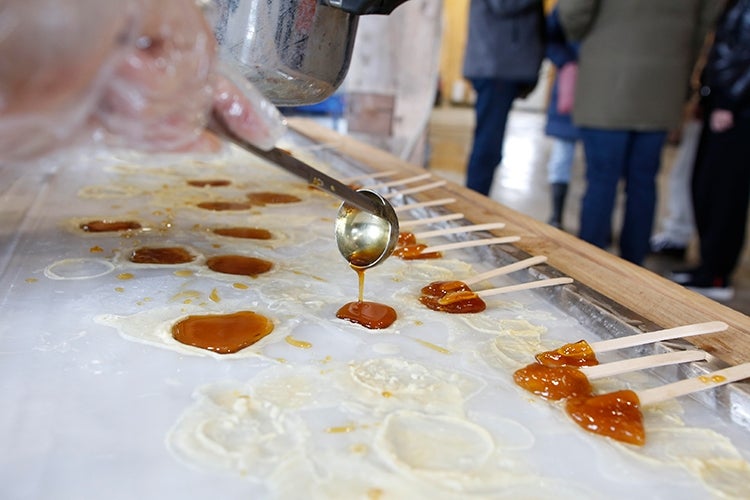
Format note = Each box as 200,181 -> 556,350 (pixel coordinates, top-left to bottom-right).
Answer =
208,119 -> 400,269
335,189 -> 400,269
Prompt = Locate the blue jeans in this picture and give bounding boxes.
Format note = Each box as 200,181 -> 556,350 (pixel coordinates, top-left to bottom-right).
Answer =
579,128 -> 667,265
465,78 -> 524,195
547,138 -> 576,184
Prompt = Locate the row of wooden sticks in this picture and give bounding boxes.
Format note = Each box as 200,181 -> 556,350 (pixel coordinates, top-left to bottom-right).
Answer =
340,169 -> 750,437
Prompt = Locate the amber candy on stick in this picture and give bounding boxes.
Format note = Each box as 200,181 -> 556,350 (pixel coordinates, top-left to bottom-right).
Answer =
535,339 -> 599,367
393,232 -> 442,260
565,390 -> 645,446
418,280 -> 486,314
513,363 -> 593,400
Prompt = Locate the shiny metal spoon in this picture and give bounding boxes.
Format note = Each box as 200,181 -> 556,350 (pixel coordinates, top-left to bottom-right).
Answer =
208,119 -> 399,269
335,189 -> 400,269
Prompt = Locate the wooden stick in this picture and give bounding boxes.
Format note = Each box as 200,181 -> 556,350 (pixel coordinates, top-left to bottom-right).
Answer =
414,222 -> 506,239
339,170 -> 397,183
362,173 -> 432,189
394,198 -> 456,213
423,236 -> 520,254
590,321 -> 729,353
464,255 -> 548,286
637,362 -> 750,407
476,277 -> 574,298
399,213 -> 465,229
581,350 -> 708,380
383,180 -> 447,199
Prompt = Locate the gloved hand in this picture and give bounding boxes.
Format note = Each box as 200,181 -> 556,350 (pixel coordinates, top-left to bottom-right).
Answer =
0,0 -> 286,163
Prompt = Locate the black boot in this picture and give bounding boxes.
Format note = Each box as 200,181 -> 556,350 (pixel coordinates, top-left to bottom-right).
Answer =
548,182 -> 568,229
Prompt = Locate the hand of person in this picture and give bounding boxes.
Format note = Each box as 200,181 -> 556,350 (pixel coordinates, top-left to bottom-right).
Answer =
556,62 -> 578,115
0,0 -> 285,163
709,109 -> 734,133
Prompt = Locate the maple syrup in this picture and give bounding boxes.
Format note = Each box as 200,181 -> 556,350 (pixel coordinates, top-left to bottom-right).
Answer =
79,220 -> 141,232
212,227 -> 272,240
336,266 -> 397,329
171,311 -> 274,354
206,255 -> 273,277
187,179 -> 231,187
129,246 -> 195,264
196,201 -> 252,211
246,192 -> 301,205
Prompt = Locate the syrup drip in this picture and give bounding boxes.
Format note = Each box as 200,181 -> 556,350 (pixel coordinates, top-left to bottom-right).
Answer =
418,280 -> 486,313
187,179 -> 231,187
535,340 -> 599,367
212,227 -> 272,240
565,390 -> 645,446
80,220 -> 141,232
246,191 -> 301,205
513,363 -> 593,400
196,201 -> 252,211
336,267 -> 397,329
129,246 -> 195,264
171,311 -> 274,354
206,255 -> 273,277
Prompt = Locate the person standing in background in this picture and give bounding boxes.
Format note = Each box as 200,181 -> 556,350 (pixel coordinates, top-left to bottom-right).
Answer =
543,5 -> 579,230
557,0 -> 720,265
670,0 -> 750,301
462,0 -> 545,196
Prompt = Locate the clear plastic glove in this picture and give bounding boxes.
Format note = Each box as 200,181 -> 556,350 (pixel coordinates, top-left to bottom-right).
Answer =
0,0 -> 285,163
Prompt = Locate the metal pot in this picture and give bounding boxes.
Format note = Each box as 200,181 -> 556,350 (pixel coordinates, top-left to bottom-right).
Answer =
210,0 -> 409,106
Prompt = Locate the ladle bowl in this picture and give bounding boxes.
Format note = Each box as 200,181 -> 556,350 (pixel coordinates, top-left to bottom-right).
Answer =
335,189 -> 399,269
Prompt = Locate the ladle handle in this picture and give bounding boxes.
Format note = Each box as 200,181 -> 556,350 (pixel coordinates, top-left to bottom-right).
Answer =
210,118 -> 389,219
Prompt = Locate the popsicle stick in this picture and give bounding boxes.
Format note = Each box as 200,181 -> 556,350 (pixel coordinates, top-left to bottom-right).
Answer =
414,222 -> 507,239
638,362 -> 750,407
399,213 -> 465,229
363,173 -> 432,189
590,321 -> 729,353
339,170 -> 398,183
423,235 -> 520,254
394,198 -> 456,213
464,255 -> 548,286
581,350 -> 708,380
476,277 -> 573,298
383,180 -> 447,199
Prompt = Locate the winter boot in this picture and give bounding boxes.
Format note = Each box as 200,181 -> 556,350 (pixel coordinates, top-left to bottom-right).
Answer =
548,182 -> 568,229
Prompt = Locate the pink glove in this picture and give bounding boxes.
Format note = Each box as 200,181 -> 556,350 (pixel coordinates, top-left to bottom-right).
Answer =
556,62 -> 578,115
0,0 -> 285,163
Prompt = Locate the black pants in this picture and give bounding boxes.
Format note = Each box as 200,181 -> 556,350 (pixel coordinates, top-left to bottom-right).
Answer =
691,110 -> 750,281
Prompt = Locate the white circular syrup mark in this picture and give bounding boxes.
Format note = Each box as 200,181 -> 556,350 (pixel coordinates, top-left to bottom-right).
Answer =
44,258 -> 115,280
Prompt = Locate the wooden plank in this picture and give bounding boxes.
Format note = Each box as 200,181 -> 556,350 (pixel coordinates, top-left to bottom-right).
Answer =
288,118 -> 750,366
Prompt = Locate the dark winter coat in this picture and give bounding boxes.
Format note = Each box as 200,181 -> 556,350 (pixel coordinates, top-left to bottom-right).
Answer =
462,0 -> 545,82
700,0 -> 750,118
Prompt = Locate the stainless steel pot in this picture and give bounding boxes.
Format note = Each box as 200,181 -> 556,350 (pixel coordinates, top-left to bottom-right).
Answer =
210,0 -> 409,106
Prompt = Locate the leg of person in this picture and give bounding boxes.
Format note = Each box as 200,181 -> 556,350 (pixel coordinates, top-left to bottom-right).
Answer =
687,114 -> 750,300
465,79 -> 519,195
578,128 -> 628,250
546,138 -> 575,228
620,130 -> 667,265
650,119 -> 702,256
